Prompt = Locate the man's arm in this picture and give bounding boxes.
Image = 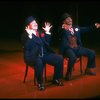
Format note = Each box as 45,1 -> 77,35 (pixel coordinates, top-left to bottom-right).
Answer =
79,23 -> 100,33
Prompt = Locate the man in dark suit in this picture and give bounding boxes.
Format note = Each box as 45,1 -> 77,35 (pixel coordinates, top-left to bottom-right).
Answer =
21,16 -> 64,91
59,13 -> 100,81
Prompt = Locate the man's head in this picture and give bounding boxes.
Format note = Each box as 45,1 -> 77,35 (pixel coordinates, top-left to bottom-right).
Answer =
62,13 -> 72,25
25,16 -> 38,30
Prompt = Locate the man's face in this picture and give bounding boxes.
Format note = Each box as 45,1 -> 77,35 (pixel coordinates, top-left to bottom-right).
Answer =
64,17 -> 72,25
29,20 -> 38,30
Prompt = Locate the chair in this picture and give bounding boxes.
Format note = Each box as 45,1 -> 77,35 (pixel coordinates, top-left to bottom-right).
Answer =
64,56 -> 83,74
23,63 -> 47,85
23,64 -> 36,85
58,48 -> 83,74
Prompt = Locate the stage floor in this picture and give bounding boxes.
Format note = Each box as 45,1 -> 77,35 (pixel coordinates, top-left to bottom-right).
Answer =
0,39 -> 100,99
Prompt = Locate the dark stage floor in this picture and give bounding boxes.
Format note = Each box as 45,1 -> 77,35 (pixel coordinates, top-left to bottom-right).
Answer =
0,39 -> 100,99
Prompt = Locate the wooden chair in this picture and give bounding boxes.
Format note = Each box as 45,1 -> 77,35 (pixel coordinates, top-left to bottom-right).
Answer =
58,48 -> 83,74
64,56 -> 83,74
23,63 -> 47,85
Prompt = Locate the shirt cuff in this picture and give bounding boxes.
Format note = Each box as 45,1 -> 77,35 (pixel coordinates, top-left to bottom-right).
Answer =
45,31 -> 51,35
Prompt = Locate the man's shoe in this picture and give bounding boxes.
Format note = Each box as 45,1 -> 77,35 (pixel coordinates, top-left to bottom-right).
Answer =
52,79 -> 64,86
85,71 -> 96,75
38,83 -> 45,91
85,68 -> 96,76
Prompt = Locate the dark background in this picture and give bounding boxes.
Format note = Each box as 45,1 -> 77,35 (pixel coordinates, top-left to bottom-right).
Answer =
0,0 -> 100,47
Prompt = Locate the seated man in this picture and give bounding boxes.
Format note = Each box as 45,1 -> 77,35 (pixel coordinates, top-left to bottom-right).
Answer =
21,16 -> 64,91
59,13 -> 100,81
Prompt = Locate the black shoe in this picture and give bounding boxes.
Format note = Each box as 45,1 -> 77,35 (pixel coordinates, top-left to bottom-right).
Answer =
52,80 -> 64,86
38,83 -> 45,91
85,68 -> 96,76
85,71 -> 96,76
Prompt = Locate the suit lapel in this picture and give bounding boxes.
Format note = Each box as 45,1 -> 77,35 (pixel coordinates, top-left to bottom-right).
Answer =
32,34 -> 42,45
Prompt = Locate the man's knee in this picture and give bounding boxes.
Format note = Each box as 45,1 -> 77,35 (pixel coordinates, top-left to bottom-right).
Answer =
68,56 -> 77,63
56,55 -> 64,62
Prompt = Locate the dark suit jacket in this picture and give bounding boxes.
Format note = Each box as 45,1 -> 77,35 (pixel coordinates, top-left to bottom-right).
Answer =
59,25 -> 96,55
21,30 -> 54,65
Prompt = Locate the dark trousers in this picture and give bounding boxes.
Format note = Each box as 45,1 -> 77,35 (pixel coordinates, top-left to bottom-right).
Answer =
34,53 -> 63,84
64,46 -> 96,75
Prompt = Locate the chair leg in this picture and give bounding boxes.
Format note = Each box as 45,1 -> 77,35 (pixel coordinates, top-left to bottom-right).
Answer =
23,64 -> 28,83
23,64 -> 37,85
